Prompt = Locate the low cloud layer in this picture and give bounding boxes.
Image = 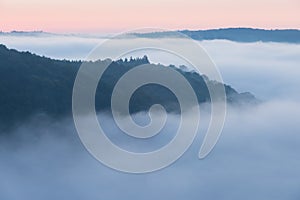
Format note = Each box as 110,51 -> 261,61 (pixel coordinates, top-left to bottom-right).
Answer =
1,100 -> 300,200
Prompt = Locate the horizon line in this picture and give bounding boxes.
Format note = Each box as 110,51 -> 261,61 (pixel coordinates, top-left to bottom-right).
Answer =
1,27 -> 300,35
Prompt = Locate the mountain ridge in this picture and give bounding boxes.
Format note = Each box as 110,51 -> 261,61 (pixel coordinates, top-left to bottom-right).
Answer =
133,28 -> 300,43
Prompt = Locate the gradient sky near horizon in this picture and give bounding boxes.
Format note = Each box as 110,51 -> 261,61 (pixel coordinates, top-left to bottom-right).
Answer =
1,0 -> 299,33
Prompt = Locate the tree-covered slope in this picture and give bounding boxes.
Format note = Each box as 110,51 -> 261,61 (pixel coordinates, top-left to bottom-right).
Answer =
0,44 -> 256,129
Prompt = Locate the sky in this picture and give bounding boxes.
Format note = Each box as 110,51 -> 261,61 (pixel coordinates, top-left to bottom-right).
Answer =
1,0 -> 299,33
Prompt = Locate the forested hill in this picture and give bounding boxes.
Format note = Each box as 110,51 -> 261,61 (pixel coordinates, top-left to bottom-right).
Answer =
0,44 -> 256,129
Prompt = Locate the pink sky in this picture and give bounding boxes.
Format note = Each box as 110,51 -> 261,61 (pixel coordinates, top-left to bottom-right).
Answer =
1,0 -> 299,33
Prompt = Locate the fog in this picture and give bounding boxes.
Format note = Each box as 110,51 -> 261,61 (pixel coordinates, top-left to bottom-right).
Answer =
0,34 -> 300,199
1,101 -> 300,200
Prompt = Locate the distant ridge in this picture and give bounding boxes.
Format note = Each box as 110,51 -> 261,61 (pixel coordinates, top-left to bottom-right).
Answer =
0,30 -> 111,38
0,30 -> 56,37
1,28 -> 300,43
133,28 -> 300,43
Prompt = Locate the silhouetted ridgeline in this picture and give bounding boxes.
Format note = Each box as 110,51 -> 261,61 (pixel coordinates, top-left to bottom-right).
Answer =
2,28 -> 300,43
132,28 -> 300,43
0,44 -> 256,130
